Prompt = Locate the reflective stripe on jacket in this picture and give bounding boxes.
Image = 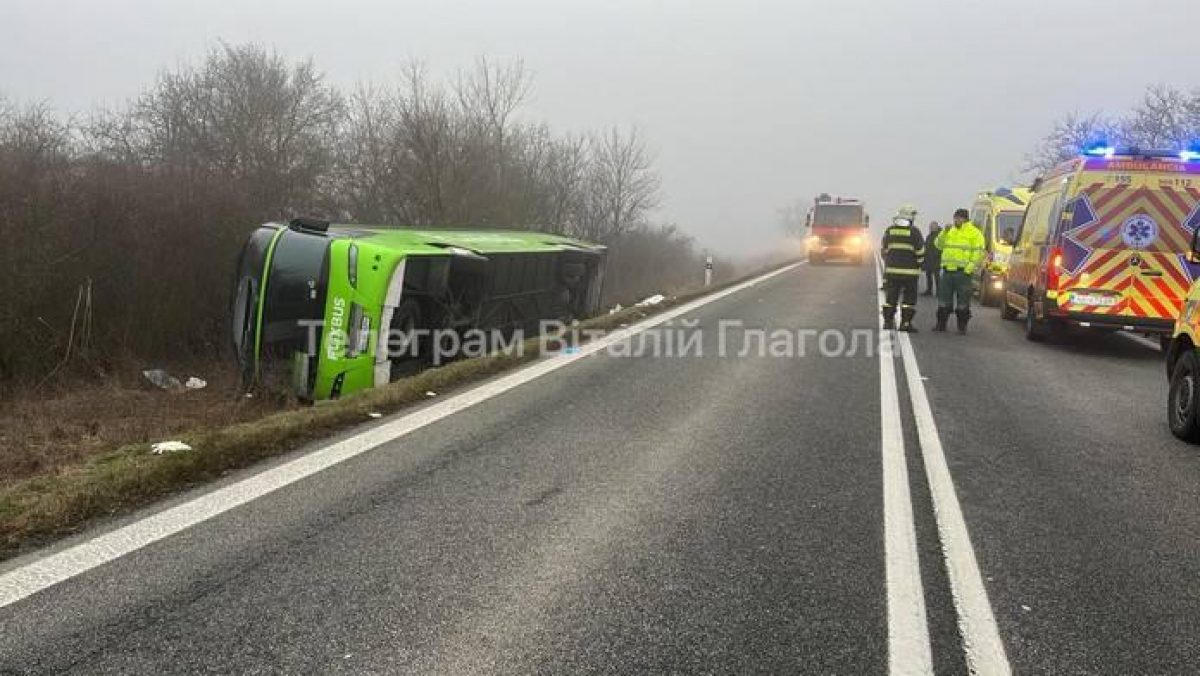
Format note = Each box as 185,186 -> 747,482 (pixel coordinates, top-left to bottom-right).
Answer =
881,225 -> 925,276
934,222 -> 985,274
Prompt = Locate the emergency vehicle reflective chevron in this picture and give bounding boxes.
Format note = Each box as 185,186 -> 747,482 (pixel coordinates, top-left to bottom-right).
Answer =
881,222 -> 925,275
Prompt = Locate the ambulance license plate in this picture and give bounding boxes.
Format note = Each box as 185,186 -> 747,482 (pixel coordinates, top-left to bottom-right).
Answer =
1070,292 -> 1119,307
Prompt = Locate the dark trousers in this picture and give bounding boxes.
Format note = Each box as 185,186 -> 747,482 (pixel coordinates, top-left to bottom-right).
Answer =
937,269 -> 973,327
883,274 -> 919,323
938,270 -> 973,311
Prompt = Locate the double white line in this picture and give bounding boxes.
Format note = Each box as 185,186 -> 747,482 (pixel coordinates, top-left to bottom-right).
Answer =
876,265 -> 1011,676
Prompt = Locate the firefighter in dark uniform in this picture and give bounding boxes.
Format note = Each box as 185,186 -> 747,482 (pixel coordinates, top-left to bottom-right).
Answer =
880,207 -> 926,332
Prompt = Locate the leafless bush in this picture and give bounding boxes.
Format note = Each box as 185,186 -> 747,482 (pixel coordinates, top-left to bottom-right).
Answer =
1,45 -> 684,384
1025,84 -> 1200,176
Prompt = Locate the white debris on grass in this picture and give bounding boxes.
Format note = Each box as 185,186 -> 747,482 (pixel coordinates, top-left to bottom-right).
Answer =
150,441 -> 192,454
143,370 -> 207,393
367,412 -> 383,419
425,391 -> 437,397
142,369 -> 183,391
608,304 -> 623,314
635,294 -> 666,307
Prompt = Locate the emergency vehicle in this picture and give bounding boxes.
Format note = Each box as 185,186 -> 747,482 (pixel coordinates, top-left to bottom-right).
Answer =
1002,146 -> 1200,342
805,194 -> 869,265
971,187 -> 1031,306
1166,233 -> 1200,441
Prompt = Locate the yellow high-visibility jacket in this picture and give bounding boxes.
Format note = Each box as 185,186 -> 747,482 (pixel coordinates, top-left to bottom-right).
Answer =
935,222 -> 986,274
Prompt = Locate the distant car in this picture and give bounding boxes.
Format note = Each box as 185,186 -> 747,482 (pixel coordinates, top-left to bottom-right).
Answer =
805,195 -> 869,265
1003,147 -> 1200,342
970,187 -> 1031,307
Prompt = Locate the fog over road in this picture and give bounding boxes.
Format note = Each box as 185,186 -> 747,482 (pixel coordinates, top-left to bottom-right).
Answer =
2,262 -> 1198,674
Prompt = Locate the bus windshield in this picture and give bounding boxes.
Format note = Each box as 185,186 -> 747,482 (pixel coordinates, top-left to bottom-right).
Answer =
232,226 -> 331,382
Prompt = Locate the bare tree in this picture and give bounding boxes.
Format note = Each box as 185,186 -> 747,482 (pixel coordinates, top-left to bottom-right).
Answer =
777,197 -> 809,236
90,43 -> 343,217
577,127 -> 661,242
1124,84 -> 1192,150
1023,111 -> 1121,176
0,47 -> 688,383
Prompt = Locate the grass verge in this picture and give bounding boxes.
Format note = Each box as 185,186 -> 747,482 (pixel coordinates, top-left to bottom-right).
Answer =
0,260 -> 799,560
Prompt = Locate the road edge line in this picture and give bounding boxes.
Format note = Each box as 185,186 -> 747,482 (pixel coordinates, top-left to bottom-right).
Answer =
0,261 -> 803,610
875,263 -> 934,675
897,332 -> 1012,676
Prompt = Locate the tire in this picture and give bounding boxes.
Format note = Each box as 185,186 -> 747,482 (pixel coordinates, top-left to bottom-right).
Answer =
1001,290 -> 1019,320
1168,350 -> 1200,442
980,280 -> 1000,307
1024,292 -> 1051,341
387,298 -> 424,380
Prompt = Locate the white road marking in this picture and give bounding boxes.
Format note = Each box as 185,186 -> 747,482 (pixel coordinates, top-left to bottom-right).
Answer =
0,262 -> 803,610
875,264 -> 934,675
897,333 -> 1012,676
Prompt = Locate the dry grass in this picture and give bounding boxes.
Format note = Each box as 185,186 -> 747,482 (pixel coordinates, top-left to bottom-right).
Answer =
0,371 -> 284,488
0,261 -> 796,559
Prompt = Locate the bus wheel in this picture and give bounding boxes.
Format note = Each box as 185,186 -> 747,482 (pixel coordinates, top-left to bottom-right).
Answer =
387,299 -> 424,380
1168,350 -> 1200,443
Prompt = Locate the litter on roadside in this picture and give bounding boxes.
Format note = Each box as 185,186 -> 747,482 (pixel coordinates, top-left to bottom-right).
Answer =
184,376 -> 207,390
142,369 -> 183,391
150,441 -> 192,454
636,294 -> 666,307
367,412 -> 383,419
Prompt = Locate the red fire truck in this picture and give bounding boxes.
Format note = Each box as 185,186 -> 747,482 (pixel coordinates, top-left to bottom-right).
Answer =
805,194 -> 869,265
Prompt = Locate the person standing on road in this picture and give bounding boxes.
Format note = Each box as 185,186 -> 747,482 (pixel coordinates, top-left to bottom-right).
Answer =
880,209 -> 925,332
922,221 -> 942,296
933,209 -> 985,334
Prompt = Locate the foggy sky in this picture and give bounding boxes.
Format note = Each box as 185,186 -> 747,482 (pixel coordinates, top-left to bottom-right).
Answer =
4,0 -> 1199,257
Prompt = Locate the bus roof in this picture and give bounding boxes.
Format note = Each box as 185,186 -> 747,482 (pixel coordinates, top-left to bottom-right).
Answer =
283,223 -> 606,255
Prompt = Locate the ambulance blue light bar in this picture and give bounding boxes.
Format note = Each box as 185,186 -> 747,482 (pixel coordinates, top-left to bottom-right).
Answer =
1082,144 -> 1116,159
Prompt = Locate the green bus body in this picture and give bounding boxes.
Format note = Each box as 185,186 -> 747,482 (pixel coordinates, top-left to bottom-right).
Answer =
232,220 -> 607,400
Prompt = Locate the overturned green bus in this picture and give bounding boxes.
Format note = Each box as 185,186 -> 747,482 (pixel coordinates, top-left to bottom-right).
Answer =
232,219 -> 607,400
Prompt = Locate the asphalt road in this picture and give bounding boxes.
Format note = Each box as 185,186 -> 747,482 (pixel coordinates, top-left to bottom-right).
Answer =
2,261 -> 1199,674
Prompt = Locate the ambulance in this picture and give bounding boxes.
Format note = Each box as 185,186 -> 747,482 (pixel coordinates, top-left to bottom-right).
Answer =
1003,146 -> 1200,342
1164,225 -> 1200,441
971,187 -> 1031,306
